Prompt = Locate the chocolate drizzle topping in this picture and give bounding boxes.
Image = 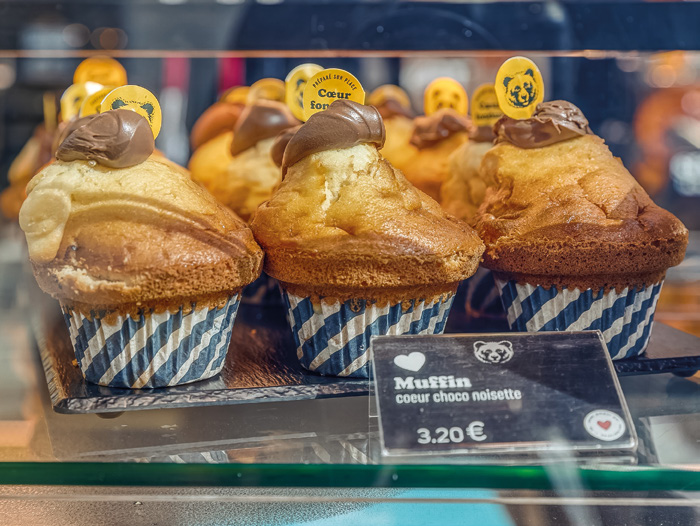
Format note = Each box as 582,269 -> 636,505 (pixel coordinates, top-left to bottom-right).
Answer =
270,125 -> 301,168
494,100 -> 593,149
230,100 -> 298,156
55,110 -> 154,168
374,98 -> 415,120
470,125 -> 495,143
409,109 -> 472,150
281,100 -> 386,174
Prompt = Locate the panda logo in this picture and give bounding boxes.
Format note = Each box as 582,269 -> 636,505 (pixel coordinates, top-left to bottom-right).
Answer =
503,69 -> 538,108
473,341 -> 514,365
111,98 -> 155,124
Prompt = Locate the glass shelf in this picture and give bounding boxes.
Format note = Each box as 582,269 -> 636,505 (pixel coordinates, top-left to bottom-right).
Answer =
0,226 -> 699,494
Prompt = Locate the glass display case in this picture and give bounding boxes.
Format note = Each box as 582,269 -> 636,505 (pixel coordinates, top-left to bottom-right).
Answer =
1,2 -> 699,524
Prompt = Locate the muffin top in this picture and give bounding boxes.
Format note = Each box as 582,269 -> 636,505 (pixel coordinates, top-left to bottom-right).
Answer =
190,101 -> 244,150
476,101 -> 688,289
20,110 -> 262,310
251,100 -> 483,294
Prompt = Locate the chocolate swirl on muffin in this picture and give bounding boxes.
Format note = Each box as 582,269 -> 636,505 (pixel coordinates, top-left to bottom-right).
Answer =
281,100 -> 385,174
230,100 -> 298,156
56,110 -> 154,168
409,109 -> 473,150
494,100 -> 593,149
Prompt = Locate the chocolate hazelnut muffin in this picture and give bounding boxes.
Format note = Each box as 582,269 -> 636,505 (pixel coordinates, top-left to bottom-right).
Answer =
401,109 -> 472,200
20,109 -> 263,387
476,100 -> 688,358
251,100 -> 483,377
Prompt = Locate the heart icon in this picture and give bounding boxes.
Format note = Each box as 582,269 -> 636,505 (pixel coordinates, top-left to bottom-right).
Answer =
393,352 -> 426,372
597,421 -> 612,430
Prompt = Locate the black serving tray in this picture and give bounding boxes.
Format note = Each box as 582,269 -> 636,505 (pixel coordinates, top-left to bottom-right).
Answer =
33,292 -> 700,415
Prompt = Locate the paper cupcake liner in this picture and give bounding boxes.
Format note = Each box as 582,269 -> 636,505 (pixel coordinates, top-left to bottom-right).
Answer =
452,267 -> 506,320
241,272 -> 282,306
282,292 -> 455,378
61,294 -> 240,389
495,279 -> 664,359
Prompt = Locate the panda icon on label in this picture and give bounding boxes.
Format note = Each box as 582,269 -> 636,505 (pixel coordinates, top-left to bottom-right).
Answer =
473,341 -> 514,365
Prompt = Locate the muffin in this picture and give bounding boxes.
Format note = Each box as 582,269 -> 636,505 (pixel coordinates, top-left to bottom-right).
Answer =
19,109 -> 263,388
401,109 -> 472,201
251,100 -> 484,378
441,125 -> 496,226
1,124 -> 56,220
200,100 -> 298,221
476,100 -> 688,358
188,101 -> 245,198
367,85 -> 417,172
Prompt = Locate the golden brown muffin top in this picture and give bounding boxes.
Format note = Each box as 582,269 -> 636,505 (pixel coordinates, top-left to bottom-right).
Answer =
476,134 -> 687,288
20,157 -> 262,309
281,100 -> 385,174
190,101 -> 244,150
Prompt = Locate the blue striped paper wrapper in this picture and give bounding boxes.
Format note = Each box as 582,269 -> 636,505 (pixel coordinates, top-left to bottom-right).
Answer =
495,279 -> 663,359
241,272 -> 282,306
61,294 -> 240,389
282,292 -> 455,378
452,266 -> 506,320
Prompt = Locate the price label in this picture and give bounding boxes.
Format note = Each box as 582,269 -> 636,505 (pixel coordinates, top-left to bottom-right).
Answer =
372,331 -> 636,458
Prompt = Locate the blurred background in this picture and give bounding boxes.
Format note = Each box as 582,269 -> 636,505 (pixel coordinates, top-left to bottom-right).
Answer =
0,1 -> 698,335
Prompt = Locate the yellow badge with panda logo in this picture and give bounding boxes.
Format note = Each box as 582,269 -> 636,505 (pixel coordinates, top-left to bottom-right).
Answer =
470,84 -> 503,128
220,86 -> 249,105
495,56 -> 544,119
285,63 -> 323,121
79,86 -> 115,117
74,57 -> 127,88
367,84 -> 412,111
247,78 -> 285,103
302,68 -> 365,121
60,81 -> 104,121
424,77 -> 468,116
100,85 -> 162,138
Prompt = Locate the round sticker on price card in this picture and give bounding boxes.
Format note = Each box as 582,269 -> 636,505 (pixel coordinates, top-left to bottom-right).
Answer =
302,68 -> 365,121
247,78 -> 285,103
60,81 -> 104,121
495,56 -> 544,119
79,86 -> 115,117
471,84 -> 503,128
424,77 -> 468,116
367,84 -> 412,110
100,85 -> 162,139
220,86 -> 249,105
74,57 -> 127,88
285,63 -> 323,121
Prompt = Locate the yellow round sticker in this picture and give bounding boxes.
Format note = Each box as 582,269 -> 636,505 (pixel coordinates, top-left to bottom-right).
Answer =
285,63 -> 323,121
74,57 -> 127,87
367,85 -> 412,111
424,77 -> 468,116
79,86 -> 115,117
470,84 -> 503,128
100,85 -> 162,139
220,86 -> 249,105
247,78 -> 285,104
494,56 -> 544,119
302,68 -> 365,121
60,81 -> 104,121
